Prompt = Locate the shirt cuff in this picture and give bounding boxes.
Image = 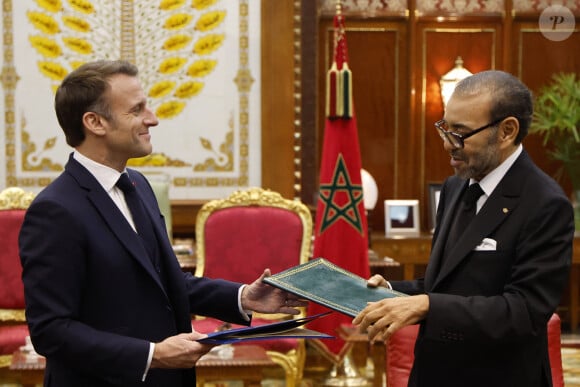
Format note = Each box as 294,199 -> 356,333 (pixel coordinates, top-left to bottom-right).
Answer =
385,281 -> 393,290
142,342 -> 155,381
238,284 -> 251,321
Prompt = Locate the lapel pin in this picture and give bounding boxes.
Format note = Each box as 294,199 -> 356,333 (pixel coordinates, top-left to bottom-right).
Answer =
502,208 -> 509,214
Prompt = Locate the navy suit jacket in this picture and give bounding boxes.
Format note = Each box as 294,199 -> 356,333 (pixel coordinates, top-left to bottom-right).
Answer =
391,151 -> 574,387
19,155 -> 249,387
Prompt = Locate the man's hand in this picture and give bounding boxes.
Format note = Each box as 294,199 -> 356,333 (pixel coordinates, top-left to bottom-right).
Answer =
151,331 -> 213,369
352,294 -> 429,343
241,269 -> 308,315
367,274 -> 389,288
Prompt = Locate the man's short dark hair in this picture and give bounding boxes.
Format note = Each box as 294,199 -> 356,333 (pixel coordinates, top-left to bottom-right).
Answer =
454,70 -> 533,144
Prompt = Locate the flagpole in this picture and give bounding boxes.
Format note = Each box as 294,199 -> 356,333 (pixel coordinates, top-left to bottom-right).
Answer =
321,1 -> 372,384
311,0 -> 373,384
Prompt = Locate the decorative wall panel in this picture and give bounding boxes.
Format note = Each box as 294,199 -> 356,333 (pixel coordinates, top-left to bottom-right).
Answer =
319,0 -> 408,17
513,0 -> 579,13
1,0 -> 261,200
419,27 -> 499,228
416,0 -> 504,15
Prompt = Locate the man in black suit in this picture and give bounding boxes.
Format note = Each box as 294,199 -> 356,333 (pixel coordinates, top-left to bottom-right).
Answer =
354,70 -> 574,387
19,60 -> 305,387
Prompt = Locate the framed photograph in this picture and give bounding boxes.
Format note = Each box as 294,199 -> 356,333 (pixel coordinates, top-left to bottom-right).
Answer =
384,199 -> 420,237
428,183 -> 442,233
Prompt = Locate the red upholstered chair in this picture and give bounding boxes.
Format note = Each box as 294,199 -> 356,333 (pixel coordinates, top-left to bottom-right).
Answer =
548,313 -> 564,387
0,187 -> 35,379
385,324 -> 419,387
384,314 -> 564,387
193,187 -> 312,385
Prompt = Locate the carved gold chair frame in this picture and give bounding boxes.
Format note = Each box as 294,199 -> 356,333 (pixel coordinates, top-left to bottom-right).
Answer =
195,187 -> 313,385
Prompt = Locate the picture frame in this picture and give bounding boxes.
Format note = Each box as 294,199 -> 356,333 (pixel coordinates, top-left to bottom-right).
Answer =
428,183 -> 442,233
384,199 -> 420,237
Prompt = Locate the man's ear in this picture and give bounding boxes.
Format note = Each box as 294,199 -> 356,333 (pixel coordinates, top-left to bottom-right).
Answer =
499,116 -> 519,145
82,112 -> 106,136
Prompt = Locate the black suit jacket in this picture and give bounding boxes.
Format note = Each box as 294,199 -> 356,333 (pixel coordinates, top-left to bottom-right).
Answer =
391,151 -> 574,387
19,155 -> 249,387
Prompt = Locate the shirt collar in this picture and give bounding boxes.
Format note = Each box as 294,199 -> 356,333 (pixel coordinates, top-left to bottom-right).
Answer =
470,144 -> 523,196
73,151 -> 125,192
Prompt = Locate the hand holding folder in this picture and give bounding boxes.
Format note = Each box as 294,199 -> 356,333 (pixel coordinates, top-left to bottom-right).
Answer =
197,312 -> 333,345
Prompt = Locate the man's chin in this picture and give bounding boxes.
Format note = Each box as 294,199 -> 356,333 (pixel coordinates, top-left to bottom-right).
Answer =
453,167 -> 471,180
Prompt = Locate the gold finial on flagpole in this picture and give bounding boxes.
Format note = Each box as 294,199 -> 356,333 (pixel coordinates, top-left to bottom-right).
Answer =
326,0 -> 352,120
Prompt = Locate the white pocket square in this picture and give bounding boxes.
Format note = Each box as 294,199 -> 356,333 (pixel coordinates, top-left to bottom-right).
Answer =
474,238 -> 497,251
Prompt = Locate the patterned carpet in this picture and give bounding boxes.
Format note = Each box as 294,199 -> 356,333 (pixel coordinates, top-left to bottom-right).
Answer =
564,346 -> 580,386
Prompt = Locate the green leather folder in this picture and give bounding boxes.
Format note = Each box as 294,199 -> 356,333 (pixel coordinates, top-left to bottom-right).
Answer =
263,258 -> 407,317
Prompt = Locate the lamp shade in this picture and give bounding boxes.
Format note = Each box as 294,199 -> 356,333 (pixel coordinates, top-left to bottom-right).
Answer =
361,168 -> 378,210
440,56 -> 472,107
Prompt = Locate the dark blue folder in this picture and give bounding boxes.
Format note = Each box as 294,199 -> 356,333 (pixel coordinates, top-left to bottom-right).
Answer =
197,312 -> 333,345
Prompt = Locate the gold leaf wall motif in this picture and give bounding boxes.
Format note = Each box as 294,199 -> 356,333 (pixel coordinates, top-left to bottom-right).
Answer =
195,10 -> 225,31
164,14 -> 193,29
187,59 -> 217,77
21,123 -> 63,172
127,153 -> 191,167
158,57 -> 188,74
192,0 -> 218,10
62,16 -> 91,32
36,0 -> 62,13
69,0 -> 95,14
4,0 -> 256,193
193,113 -> 234,172
27,12 -> 60,34
163,34 -> 193,51
159,0 -> 186,11
29,36 -> 61,57
193,34 -> 224,55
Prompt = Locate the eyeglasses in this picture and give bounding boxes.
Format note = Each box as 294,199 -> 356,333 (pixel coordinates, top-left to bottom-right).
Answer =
435,117 -> 506,149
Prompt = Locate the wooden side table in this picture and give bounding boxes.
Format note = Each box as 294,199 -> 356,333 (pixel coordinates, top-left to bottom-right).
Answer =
10,345 -> 280,387
196,344 -> 279,386
338,325 -> 385,387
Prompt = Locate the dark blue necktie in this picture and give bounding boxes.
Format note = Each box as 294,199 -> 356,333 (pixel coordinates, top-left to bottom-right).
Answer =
116,173 -> 158,263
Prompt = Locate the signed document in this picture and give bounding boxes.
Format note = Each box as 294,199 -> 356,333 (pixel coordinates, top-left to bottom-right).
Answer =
263,258 -> 408,317
197,313 -> 333,345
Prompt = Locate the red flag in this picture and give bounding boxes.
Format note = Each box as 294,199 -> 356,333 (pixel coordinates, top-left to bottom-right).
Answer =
307,8 -> 370,362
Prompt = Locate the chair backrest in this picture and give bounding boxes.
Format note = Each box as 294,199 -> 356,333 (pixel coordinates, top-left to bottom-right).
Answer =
195,187 -> 312,284
548,313 -> 564,387
385,314 -> 564,387
385,324 -> 419,387
0,187 -> 35,321
194,188 -> 312,385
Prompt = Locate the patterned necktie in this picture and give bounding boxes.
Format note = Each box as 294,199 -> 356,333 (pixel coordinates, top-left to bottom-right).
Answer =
116,173 -> 158,262
446,183 -> 484,249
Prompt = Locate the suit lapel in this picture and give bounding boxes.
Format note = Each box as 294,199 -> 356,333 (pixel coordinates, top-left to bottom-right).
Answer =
65,157 -> 168,296
129,171 -> 184,279
432,193 -> 519,288
429,152 -> 528,290
424,179 -> 465,290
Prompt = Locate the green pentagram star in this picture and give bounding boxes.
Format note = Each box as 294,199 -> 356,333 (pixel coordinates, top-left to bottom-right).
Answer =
318,154 -> 364,235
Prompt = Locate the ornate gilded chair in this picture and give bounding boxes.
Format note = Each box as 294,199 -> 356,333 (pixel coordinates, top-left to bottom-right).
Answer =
0,187 -> 35,380
193,187 -> 312,385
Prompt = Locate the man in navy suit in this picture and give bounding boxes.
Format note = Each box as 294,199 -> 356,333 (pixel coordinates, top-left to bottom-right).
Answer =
19,60 -> 305,387
354,70 -> 574,386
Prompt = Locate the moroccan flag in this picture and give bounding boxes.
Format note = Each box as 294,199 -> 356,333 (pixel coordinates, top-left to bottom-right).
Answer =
307,9 -> 370,362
